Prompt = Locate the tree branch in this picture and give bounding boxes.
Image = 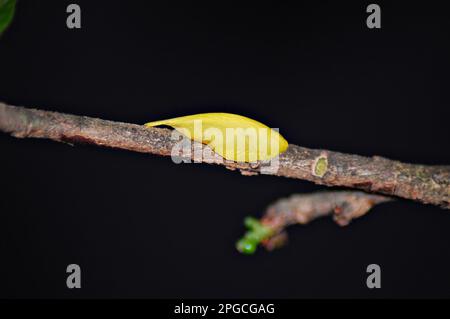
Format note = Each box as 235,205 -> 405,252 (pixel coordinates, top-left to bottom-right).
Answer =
236,191 -> 392,253
0,102 -> 449,208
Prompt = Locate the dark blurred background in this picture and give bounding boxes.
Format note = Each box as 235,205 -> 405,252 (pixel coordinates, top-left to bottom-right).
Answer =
0,1 -> 449,298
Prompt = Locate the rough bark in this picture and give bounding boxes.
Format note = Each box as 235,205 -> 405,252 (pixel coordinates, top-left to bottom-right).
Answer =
0,102 -> 449,208
258,191 -> 392,251
237,191 -> 392,253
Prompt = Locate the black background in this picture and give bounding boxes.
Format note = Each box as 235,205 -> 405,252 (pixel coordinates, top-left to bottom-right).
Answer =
0,1 -> 449,298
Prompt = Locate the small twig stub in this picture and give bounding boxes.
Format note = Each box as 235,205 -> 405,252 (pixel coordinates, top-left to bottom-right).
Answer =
312,153 -> 328,178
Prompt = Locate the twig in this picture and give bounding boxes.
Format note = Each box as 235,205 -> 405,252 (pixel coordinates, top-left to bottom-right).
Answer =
0,102 -> 449,208
236,191 -> 392,253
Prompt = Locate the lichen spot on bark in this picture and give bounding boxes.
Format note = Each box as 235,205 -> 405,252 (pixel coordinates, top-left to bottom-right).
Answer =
312,154 -> 328,178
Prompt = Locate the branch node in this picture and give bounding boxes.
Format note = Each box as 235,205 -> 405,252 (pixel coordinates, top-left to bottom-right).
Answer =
312,152 -> 328,178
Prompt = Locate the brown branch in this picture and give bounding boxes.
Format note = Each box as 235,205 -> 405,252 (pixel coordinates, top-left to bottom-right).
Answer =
236,191 -> 391,253
0,102 -> 449,208
258,191 -> 392,251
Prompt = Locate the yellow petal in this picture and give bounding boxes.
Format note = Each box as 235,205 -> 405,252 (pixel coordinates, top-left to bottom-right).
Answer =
145,113 -> 288,162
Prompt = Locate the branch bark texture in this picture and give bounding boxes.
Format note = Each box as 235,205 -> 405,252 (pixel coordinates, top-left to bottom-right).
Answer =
237,191 -> 392,253
0,102 -> 449,208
